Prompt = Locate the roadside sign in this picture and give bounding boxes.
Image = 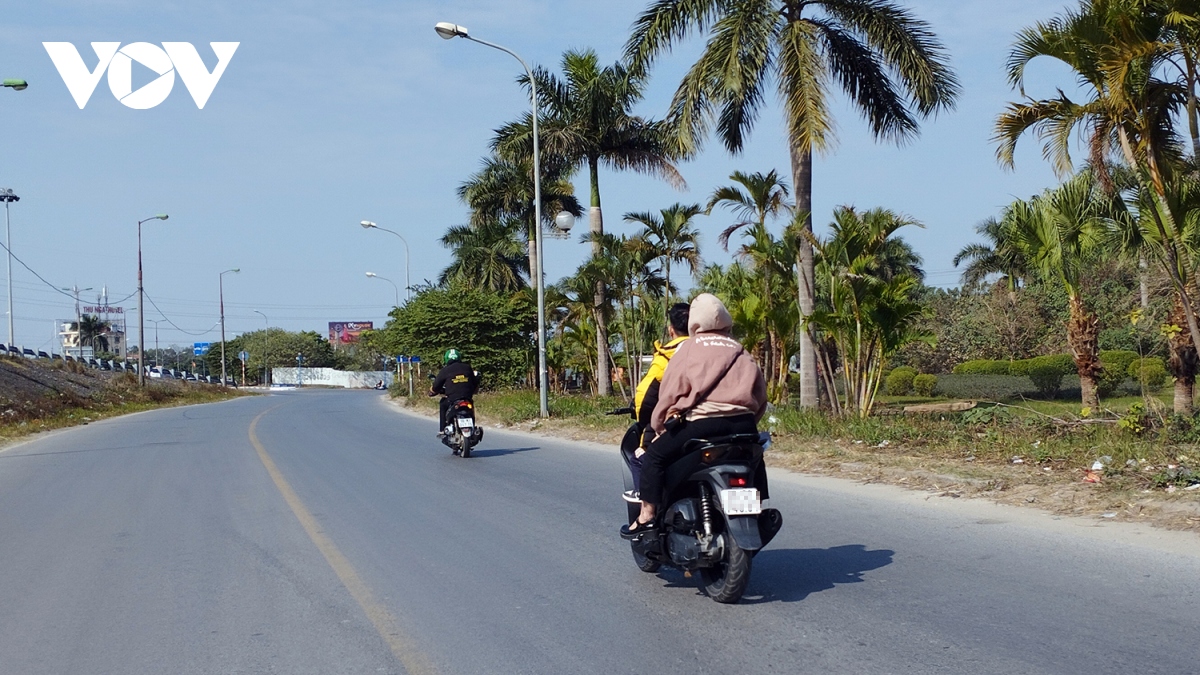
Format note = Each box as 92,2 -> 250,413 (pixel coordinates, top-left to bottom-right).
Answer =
238,351 -> 249,361
397,355 -> 408,363
410,356 -> 421,363
193,342 -> 211,356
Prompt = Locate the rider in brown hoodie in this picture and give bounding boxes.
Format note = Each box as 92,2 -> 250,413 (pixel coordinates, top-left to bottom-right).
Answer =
621,293 -> 768,538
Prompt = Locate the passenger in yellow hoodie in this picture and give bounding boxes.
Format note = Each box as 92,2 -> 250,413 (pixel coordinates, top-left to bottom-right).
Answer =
623,302 -> 690,503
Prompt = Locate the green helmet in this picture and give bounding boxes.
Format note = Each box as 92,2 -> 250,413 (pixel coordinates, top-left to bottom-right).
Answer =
444,348 -> 461,364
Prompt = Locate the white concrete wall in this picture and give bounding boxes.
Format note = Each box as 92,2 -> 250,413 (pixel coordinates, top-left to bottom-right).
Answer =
271,368 -> 395,388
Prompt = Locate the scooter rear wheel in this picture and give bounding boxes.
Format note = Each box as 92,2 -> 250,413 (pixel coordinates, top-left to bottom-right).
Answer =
699,535 -> 752,603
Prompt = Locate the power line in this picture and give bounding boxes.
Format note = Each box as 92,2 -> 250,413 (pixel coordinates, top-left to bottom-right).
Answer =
141,289 -> 221,337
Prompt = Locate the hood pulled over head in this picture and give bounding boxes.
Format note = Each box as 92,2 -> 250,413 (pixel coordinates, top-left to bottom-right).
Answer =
688,293 -> 733,336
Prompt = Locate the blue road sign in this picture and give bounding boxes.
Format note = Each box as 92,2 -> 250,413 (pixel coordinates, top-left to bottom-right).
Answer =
410,356 -> 421,363
193,342 -> 212,356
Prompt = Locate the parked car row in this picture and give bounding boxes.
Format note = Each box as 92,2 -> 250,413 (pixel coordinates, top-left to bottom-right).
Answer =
0,344 -> 235,385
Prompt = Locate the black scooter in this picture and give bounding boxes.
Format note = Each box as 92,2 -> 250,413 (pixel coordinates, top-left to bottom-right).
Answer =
613,410 -> 782,603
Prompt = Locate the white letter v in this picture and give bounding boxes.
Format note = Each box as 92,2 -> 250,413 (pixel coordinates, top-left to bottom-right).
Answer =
163,42 -> 239,109
43,42 -> 120,109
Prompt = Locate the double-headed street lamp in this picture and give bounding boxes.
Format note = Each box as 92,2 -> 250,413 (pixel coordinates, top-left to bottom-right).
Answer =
435,21 -> 551,418
1,188 -> 19,346
365,272 -> 400,307
219,268 -> 240,385
149,318 -> 165,367
137,214 -> 169,385
360,221 -> 410,303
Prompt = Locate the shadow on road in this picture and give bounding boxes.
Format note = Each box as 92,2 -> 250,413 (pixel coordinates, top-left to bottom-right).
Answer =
739,544 -> 895,604
468,446 -> 540,458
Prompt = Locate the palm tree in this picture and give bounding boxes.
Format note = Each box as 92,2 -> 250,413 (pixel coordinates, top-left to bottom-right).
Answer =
74,314 -> 110,352
457,153 -> 582,288
994,0 -> 1200,354
627,0 -> 960,408
624,203 -> 703,302
1005,172 -> 1120,410
439,217 -> 529,292
954,217 -> 1032,292
706,170 -> 792,250
495,48 -> 685,397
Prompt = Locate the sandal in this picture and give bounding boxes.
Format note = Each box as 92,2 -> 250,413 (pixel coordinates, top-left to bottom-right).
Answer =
619,518 -> 657,540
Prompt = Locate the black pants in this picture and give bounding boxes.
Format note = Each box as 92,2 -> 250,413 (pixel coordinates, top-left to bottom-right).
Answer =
438,397 -> 469,430
639,414 -> 762,507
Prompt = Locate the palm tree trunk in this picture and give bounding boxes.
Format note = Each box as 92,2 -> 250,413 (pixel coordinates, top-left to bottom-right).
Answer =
790,142 -> 820,409
1067,295 -> 1101,410
1168,294 -> 1197,415
590,157 -> 611,397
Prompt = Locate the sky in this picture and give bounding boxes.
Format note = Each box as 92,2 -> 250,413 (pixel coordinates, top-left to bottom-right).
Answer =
0,0 -> 1084,352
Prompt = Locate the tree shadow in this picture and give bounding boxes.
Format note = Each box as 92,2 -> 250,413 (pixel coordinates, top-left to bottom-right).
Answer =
739,545 -> 895,604
468,446 -> 540,458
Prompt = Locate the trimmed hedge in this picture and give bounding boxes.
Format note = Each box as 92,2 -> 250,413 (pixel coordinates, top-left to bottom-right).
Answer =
1028,364 -> 1065,397
1010,354 -> 1075,378
912,374 -> 938,397
1128,357 -> 1169,392
933,374 -> 1039,401
952,360 -> 1011,375
885,366 -> 918,396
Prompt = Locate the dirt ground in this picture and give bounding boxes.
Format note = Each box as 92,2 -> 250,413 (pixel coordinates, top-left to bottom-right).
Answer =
393,397 -> 1200,534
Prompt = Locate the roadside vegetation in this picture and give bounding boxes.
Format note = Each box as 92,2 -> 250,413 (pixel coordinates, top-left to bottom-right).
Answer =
0,357 -> 245,444
374,0 -> 1200,526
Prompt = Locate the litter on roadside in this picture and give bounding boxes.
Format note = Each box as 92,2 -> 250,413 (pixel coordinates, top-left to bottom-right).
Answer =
1083,470 -> 1102,483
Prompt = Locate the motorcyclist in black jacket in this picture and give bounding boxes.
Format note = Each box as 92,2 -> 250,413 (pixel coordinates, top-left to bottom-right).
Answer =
429,348 -> 480,437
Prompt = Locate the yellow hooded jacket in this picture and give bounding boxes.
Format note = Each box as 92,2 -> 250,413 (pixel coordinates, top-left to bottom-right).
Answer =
633,336 -> 688,442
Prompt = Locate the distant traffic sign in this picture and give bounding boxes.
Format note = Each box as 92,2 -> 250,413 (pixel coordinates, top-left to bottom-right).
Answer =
193,342 -> 212,356
238,351 -> 249,361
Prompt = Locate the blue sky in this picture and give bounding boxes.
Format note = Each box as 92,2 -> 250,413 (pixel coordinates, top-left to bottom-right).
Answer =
0,0 -> 1081,351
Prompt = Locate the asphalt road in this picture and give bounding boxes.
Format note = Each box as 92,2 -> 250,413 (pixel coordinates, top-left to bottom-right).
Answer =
1,389 -> 1198,674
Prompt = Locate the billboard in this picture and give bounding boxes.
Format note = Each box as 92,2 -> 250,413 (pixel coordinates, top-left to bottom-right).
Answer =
329,321 -> 373,347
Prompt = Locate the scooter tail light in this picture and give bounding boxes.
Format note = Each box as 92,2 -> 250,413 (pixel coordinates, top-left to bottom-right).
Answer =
729,476 -> 748,487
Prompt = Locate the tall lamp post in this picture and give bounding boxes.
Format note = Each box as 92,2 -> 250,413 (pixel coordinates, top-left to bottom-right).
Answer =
435,21 -> 550,418
253,309 -> 268,385
360,221 -> 410,303
365,272 -> 400,307
219,268 -> 240,385
1,188 -> 19,346
137,214 -> 169,385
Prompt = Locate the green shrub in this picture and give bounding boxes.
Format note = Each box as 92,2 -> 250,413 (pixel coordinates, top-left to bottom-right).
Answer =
1127,357 -> 1169,392
885,366 -> 918,395
1096,350 -> 1137,399
1028,364 -> 1065,398
952,360 -> 1011,375
912,374 -> 938,397
1008,359 -> 1033,377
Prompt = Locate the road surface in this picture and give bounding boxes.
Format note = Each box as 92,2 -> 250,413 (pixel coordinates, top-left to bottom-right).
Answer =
0,389 -> 1197,674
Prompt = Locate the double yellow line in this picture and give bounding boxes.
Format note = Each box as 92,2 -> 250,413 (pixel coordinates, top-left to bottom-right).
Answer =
249,408 -> 436,675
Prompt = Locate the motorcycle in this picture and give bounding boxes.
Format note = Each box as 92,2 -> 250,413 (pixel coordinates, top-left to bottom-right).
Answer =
443,399 -> 483,458
612,409 -> 782,604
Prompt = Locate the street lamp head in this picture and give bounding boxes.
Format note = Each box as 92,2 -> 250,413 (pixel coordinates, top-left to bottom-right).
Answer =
155,214 -> 168,221
365,272 -> 377,278
2,79 -> 28,91
435,22 -> 468,40
0,188 -> 19,203
360,220 -> 376,229
554,211 -> 576,234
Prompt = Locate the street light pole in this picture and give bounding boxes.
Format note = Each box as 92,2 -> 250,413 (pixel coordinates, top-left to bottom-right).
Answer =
136,214 -> 168,385
253,309 -> 268,385
365,272 -> 400,306
360,221 -> 410,302
1,189 -> 19,346
435,22 -> 549,418
149,318 -> 164,368
219,268 -> 240,385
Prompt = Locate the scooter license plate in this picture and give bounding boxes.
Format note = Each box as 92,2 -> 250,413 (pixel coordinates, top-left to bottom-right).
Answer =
455,418 -> 474,429
720,488 -> 761,515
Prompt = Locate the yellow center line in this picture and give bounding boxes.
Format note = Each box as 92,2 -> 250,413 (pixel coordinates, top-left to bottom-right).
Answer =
249,408 -> 437,675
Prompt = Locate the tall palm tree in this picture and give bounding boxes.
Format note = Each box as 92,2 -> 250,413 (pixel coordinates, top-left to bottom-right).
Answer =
457,153 -> 582,292
74,314 -> 110,352
624,203 -> 703,302
953,216 -> 1032,292
439,217 -> 529,293
627,0 -> 960,408
495,48 -> 685,397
